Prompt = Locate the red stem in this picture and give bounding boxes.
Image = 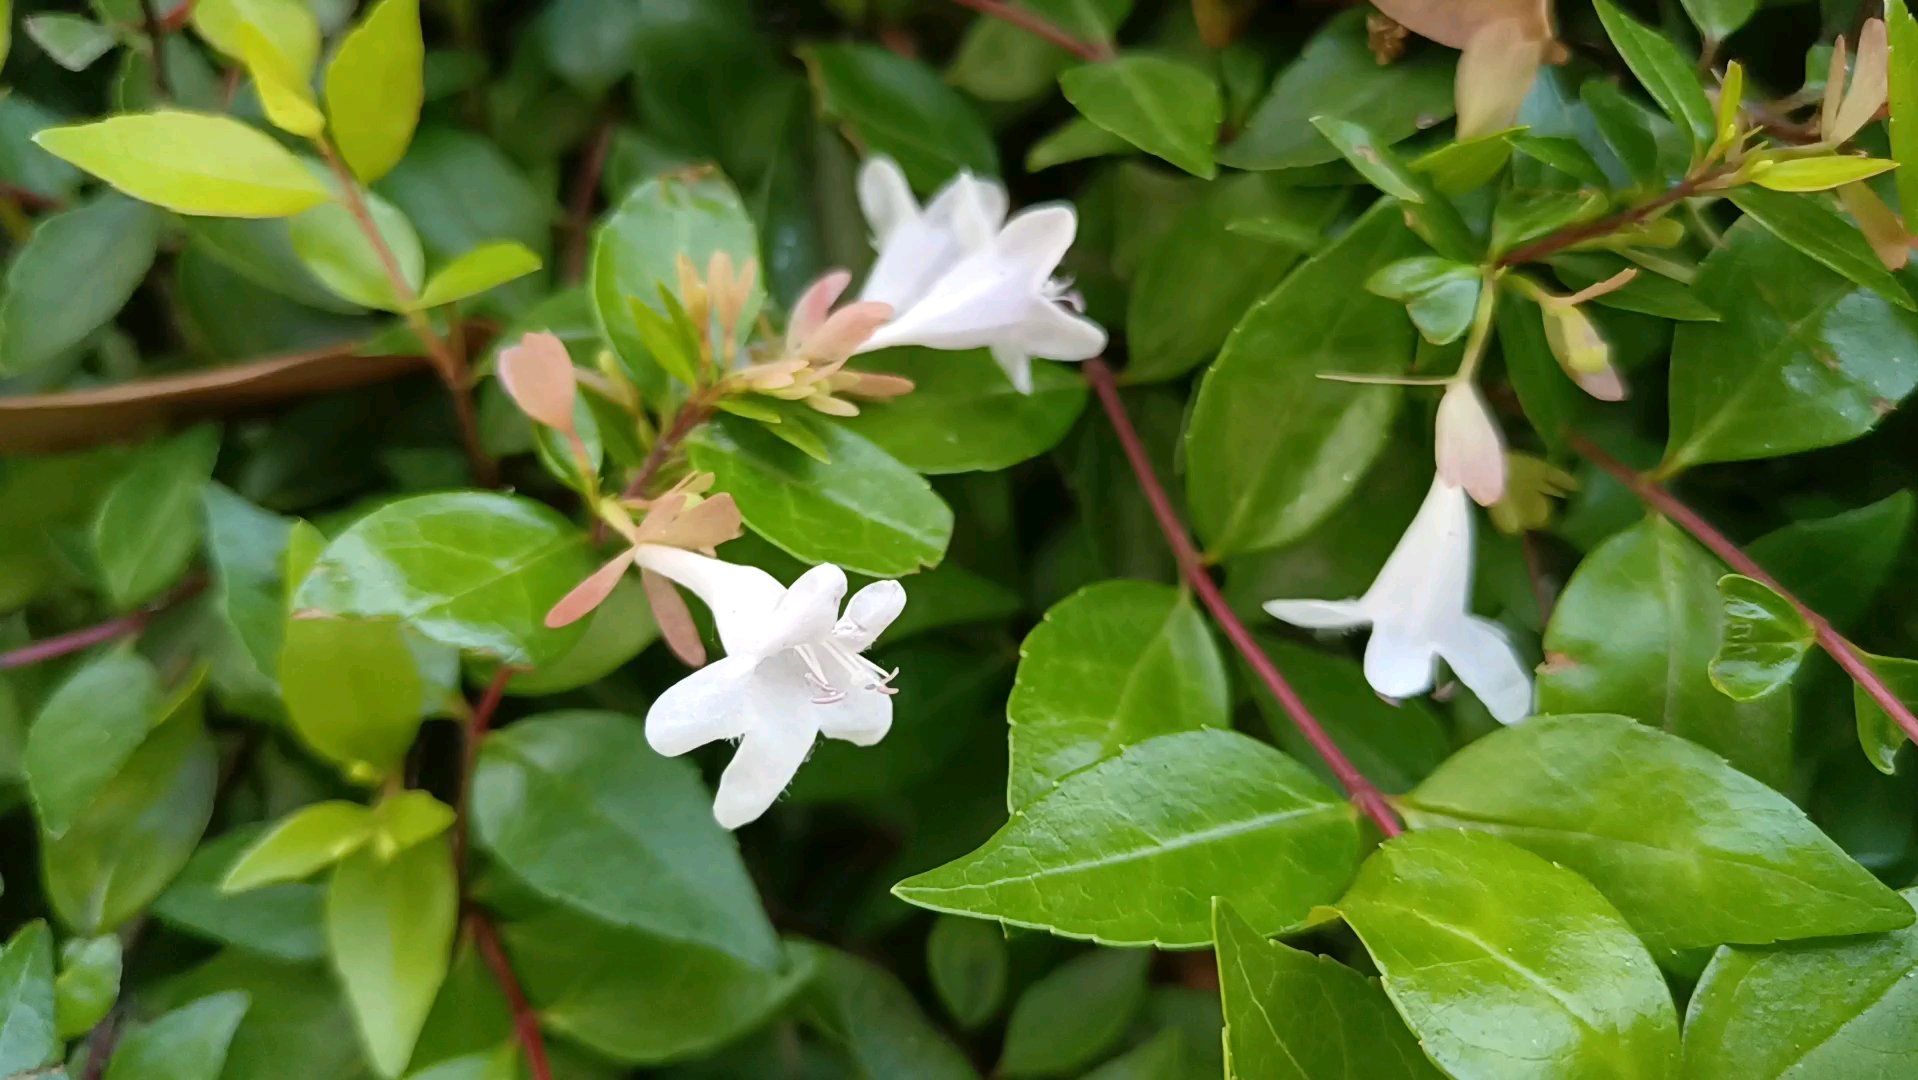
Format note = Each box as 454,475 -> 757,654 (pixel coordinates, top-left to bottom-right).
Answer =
469,912 -> 554,1080
946,0 -> 1113,61
1568,431 -> 1918,749
1084,360 -> 1402,836
0,576 -> 208,671
453,664 -> 515,880
562,115 -> 616,284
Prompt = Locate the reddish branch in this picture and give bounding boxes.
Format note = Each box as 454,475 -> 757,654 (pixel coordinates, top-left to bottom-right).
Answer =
946,0 -> 1114,61
1497,171 -> 1721,266
1084,360 -> 1403,837
469,913 -> 554,1080
1569,431 -> 1918,749
452,664 -> 515,878
621,398 -> 717,500
563,116 -> 617,284
0,575 -> 208,671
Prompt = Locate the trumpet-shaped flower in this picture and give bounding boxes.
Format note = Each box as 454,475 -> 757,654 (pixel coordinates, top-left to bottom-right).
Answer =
1263,475 -> 1532,725
853,157 -> 1107,394
635,546 -> 907,829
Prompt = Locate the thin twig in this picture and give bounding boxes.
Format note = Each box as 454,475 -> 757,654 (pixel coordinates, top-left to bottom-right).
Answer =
1568,431 -> 1918,750
468,913 -> 554,1080
562,115 -> 617,284
946,0 -> 1113,61
453,664 -> 516,887
0,575 -> 208,671
1497,168 -> 1728,267
1521,532 -> 1555,627
137,0 -> 170,100
1083,359 -> 1403,837
620,398 -> 716,501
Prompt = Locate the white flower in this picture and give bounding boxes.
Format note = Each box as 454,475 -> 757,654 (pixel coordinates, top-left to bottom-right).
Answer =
1263,475 -> 1533,725
853,157 -> 1107,394
635,545 -> 906,829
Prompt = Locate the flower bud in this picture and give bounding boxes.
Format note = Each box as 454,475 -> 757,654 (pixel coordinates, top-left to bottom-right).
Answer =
1540,301 -> 1627,401
1436,381 -> 1508,506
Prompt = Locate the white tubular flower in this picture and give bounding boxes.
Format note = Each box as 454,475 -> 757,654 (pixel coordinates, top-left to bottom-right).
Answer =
856,155 -> 1006,312
634,546 -> 906,829
1435,381 -> 1508,506
1263,475 -> 1533,725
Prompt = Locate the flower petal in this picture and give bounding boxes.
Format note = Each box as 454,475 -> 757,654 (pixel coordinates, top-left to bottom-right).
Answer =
1011,296 -> 1107,362
497,331 -> 578,433
818,687 -> 893,747
713,699 -> 820,829
990,343 -> 1035,394
1263,598 -> 1370,630
545,549 -> 636,628
755,563 -> 848,654
1364,475 -> 1474,632
1455,19 -> 1545,139
834,579 -> 906,651
642,567 -> 707,668
926,170 -> 1009,244
857,155 -> 918,243
1437,615 -> 1534,725
1362,626 -> 1440,700
788,270 -> 852,351
996,205 -> 1078,285
646,653 -> 759,757
633,545 -> 786,657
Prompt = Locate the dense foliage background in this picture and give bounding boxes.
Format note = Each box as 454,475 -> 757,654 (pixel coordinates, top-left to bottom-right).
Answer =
5,0 -> 1918,1077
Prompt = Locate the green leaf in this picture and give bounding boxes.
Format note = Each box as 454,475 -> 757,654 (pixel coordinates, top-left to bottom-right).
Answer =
1400,714 -> 1913,952
376,127 -> 552,277
1007,581 -> 1228,810
926,915 -> 1008,1030
1311,120 -> 1477,262
326,837 -> 455,1079
1082,1027 -> 1182,1080
1412,129 -> 1519,197
240,22 -> 325,138
26,648 -> 161,836
1680,0 -> 1757,42
484,573 -> 657,697
801,42 -> 998,191
1854,652 -> 1918,772
191,0 -> 320,77
201,484 -> 296,721
894,729 -> 1360,947
1000,949 -> 1148,1077
1337,830 -> 1681,1080
1512,134 -> 1611,188
1491,189 -> 1609,257
836,347 -> 1086,474
183,217 -> 366,313
43,713 -> 218,934
1665,219 -> 1918,469
324,0 -> 424,184
1126,175 -> 1344,383
1365,256 -> 1482,346
472,711 -> 779,969
1185,201 -> 1420,557
25,13 -> 115,71
1710,574 -> 1814,701
1213,899 -> 1443,1080
0,922 -> 57,1077
34,111 -> 332,217
92,424 -> 221,609
1219,9 -> 1453,171
224,802 -> 376,892
1727,187 -> 1916,311
287,190 -> 425,312
1683,889 -> 1918,1079
1891,0 -> 1918,222
105,991 -> 251,1080
1581,79 -> 1669,187
152,826 -> 327,961
1548,252 -> 1720,321
412,242 -> 541,309
1248,638 -> 1451,795
1750,156 -> 1899,192
279,617 -> 433,781
1748,490 -> 1914,629
1059,55 -> 1220,179
503,908 -> 814,1065
1026,116 -> 1133,172
796,942 -> 981,1080
294,491 -> 595,666
144,950 -> 368,1080
367,790 -> 452,857
1539,516 -> 1793,786
0,192 -> 161,376
54,934 -> 121,1039
1593,0 -> 1716,150
687,414 -> 953,578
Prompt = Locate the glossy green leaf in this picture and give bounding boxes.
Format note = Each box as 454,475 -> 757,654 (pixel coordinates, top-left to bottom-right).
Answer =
412,241 -> 542,309
105,991 -> 250,1080
494,573 -> 658,696
1400,714 -> 1912,952
367,790 -> 452,857
1891,0 -> 1918,221
295,491 -> 594,666
26,13 -> 115,71
1539,516 -> 1793,786
25,648 -> 161,836
0,922 -> 57,1076
182,217 -> 364,313
1751,156 -> 1899,192
1683,889 -> 1918,1079
1748,490 -> 1914,629
1213,899 -> 1443,1080
1665,219 -> 1918,469
895,729 -> 1361,947
287,190 -> 425,312
688,414 -> 953,578
326,837 -> 455,1079
1000,949 -> 1148,1077
796,942 -> 981,1080
152,826 -> 327,961
1854,651 -> 1918,772
1338,829 -> 1681,1080
143,950 -> 367,1080
1185,201 -> 1420,557
837,347 -> 1086,474
1728,187 -> 1916,311
376,127 -> 551,274
1512,134 -> 1611,188
201,484 -> 296,720
926,914 -> 1008,1030
472,711 -> 780,968
279,616 -> 433,780
1365,255 -> 1482,345
1709,574 -> 1814,701
324,0 -> 424,184
1680,0 -> 1756,42
92,424 -> 221,609
1594,0 -> 1715,149
801,42 -> 998,191
1219,9 -> 1453,171
54,934 -> 121,1039
1059,55 -> 1220,179
1312,120 -> 1476,262
0,193 -> 161,375
34,111 -> 331,217
1026,116 -> 1132,172
1248,638 -> 1451,795
224,801 -> 376,892
1411,129 -> 1519,196
1007,581 -> 1228,810
1549,252 -> 1719,321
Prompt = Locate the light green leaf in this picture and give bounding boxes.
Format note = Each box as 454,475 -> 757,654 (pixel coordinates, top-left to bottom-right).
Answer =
34,111 -> 332,217
1538,516 -> 1793,787
0,922 -> 57,1077
368,790 -> 452,857
1213,899 -> 1442,1080
1026,116 -> 1133,172
1593,0 -> 1716,149
1007,581 -> 1228,810
1679,0 -> 1757,42
1400,714 -> 1913,952
224,802 -> 376,892
1059,55 -> 1220,178
1338,830 -> 1681,1080
412,241 -> 542,309
796,942 -> 981,1080
801,42 -> 998,191
91,424 -> 221,609
327,837 -> 455,1079
152,826 -> 327,961
1311,119 -> 1477,262
926,915 -> 1008,1030
183,217 -> 366,313
105,991 -> 251,1080
1709,574 -> 1814,701
142,950 -> 367,1080
1364,255 -> 1482,345
1185,201 -> 1420,557
1891,0 -> 1918,222
24,13 -> 115,71
1000,949 -> 1148,1077
1728,186 -> 1916,310
287,190 -> 425,312
25,648 -> 161,837
239,23 -> 325,138
472,711 -> 780,969
1411,129 -> 1518,196
324,0 -> 424,184
279,617 -> 432,781
1854,651 -> 1918,773
54,934 -> 121,1039
294,491 -> 595,666
201,484 -> 296,721
894,729 -> 1360,948
1683,889 -> 1918,1079
837,348 -> 1086,474
191,0 -> 320,77
1751,156 -> 1899,192
687,414 -> 953,578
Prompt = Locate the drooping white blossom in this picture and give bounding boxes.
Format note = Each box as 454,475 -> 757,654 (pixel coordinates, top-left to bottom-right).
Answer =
1434,381 -> 1507,506
853,156 -> 1107,394
634,545 -> 906,829
1263,475 -> 1532,724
